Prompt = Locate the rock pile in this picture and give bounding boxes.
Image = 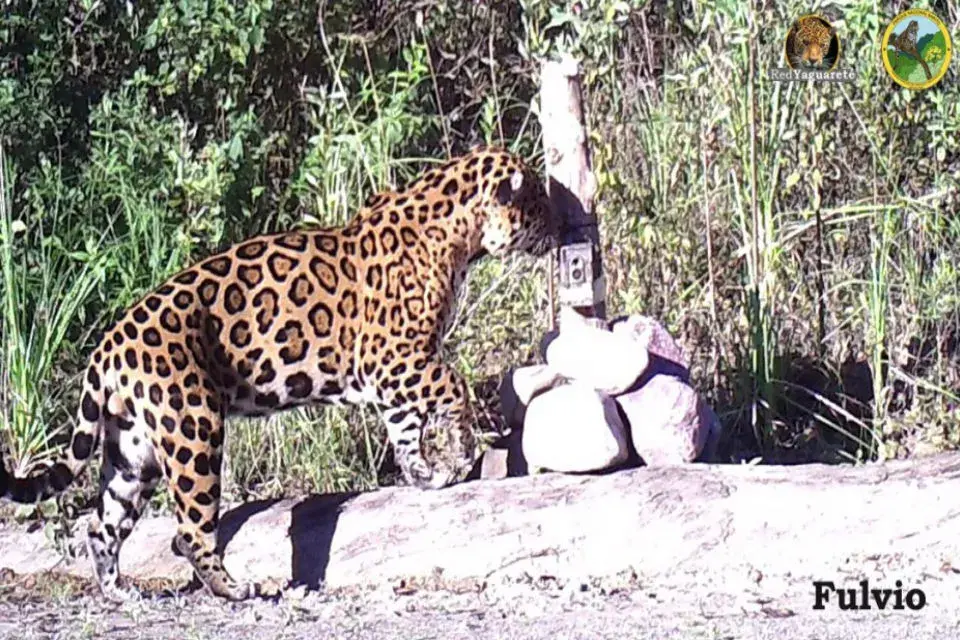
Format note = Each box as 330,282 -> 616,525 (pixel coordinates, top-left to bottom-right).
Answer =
496,308 -> 722,476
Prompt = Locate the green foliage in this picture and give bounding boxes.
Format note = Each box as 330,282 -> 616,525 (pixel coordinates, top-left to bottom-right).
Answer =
0,0 -> 545,498
583,0 -> 960,461
0,145 -> 103,473
290,37 -> 439,225
2,0 -> 959,505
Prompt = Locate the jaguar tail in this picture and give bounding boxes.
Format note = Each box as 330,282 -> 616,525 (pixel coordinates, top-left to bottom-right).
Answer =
1,365 -> 105,504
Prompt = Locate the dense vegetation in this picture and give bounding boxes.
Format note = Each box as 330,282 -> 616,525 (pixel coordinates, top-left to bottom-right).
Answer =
1,0 -> 958,506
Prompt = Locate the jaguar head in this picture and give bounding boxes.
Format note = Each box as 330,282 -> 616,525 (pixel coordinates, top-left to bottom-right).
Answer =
475,151 -> 560,258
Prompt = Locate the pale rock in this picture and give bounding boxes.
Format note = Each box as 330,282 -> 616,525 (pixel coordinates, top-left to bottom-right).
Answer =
522,383 -> 629,473
499,365 -> 565,429
617,375 -> 712,465
557,305 -> 608,332
478,429 -> 529,480
283,583 -> 310,601
610,314 -> 690,382
480,448 -> 510,480
545,309 -> 649,395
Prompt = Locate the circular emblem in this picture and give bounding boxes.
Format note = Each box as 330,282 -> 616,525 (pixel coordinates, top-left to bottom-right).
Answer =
784,14 -> 841,71
881,9 -> 952,90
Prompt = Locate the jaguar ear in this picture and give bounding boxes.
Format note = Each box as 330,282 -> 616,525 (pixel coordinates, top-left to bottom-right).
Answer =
495,171 -> 524,205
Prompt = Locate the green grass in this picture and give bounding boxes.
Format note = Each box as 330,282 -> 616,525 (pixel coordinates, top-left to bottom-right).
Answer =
586,0 -> 960,462
0,144 -> 104,474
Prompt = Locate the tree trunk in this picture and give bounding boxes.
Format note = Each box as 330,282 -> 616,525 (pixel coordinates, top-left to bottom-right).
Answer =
540,55 -> 605,320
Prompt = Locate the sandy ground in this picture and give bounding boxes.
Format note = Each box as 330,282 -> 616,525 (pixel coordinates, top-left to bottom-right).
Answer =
4,456 -> 960,639
0,568 -> 958,640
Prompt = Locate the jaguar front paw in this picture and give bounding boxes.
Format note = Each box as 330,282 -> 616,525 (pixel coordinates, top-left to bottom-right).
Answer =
399,455 -> 464,490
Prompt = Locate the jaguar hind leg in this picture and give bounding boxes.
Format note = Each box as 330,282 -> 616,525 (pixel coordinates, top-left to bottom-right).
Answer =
161,406 -> 255,600
171,526 -> 252,601
87,425 -> 162,602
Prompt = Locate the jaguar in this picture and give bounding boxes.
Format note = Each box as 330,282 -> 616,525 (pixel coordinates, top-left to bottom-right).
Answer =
787,15 -> 836,69
888,20 -> 932,80
0,146 -> 559,601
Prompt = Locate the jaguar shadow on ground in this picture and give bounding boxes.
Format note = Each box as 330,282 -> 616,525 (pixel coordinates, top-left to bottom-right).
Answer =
217,491 -> 358,589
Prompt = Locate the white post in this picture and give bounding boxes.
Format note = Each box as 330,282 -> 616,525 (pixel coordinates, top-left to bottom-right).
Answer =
540,54 -> 606,322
